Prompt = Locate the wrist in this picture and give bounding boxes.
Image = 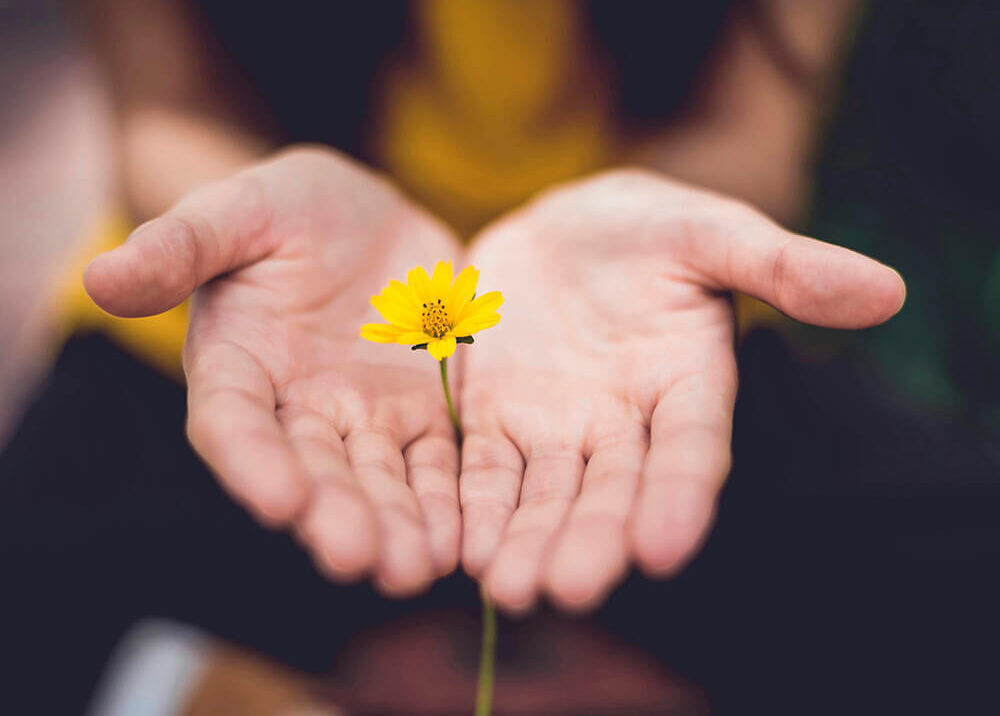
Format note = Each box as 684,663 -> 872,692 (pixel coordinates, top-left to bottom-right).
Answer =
119,107 -> 271,223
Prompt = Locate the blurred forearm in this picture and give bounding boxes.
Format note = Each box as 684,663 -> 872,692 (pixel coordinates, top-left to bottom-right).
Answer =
638,0 -> 864,226
79,0 -> 276,222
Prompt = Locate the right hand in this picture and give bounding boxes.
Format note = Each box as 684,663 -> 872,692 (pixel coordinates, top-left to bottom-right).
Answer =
457,169 -> 905,612
85,147 -> 464,595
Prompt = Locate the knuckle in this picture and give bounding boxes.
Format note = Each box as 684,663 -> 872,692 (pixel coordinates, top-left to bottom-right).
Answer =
356,453 -> 403,479
280,406 -> 338,443
461,494 -> 515,525
769,238 -> 795,308
419,488 -> 460,513
406,433 -> 459,467
409,461 -> 459,487
150,214 -> 201,299
461,436 -> 524,474
521,489 -> 574,510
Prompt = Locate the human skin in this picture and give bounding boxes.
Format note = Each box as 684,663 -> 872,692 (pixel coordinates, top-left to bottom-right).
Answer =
84,148 -> 904,606
460,169 -> 904,612
87,148 -> 465,595
81,0 -> 885,608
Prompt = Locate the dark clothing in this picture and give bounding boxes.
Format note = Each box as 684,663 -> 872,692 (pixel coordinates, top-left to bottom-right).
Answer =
3,332 -> 997,715
195,1 -> 734,153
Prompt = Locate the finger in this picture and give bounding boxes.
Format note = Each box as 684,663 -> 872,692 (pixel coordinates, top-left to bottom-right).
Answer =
459,432 -> 525,577
688,205 -> 906,328
345,428 -> 436,596
484,446 -> 585,613
404,431 -> 461,576
279,407 -> 379,581
544,432 -> 645,611
185,340 -> 310,526
84,168 -> 276,317
631,362 -> 737,577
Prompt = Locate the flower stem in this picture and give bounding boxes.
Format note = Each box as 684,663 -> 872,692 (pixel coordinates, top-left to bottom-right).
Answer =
439,357 -> 462,441
438,357 -> 495,716
475,584 -> 497,716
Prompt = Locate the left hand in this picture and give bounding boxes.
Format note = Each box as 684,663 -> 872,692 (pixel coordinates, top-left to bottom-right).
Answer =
459,169 -> 905,612
85,147 -> 464,595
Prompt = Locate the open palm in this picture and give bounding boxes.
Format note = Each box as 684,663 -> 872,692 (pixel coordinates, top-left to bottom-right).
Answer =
85,148 -> 463,595
87,155 -> 903,607
460,170 -> 905,611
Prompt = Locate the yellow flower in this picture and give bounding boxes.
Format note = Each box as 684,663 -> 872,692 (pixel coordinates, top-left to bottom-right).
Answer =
360,261 -> 503,361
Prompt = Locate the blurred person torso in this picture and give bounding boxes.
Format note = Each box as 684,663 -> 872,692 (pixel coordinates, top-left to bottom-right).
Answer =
61,0 -> 1000,434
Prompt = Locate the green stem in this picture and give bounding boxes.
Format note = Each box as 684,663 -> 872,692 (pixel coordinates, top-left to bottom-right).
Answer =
475,585 -> 497,716
438,357 -> 495,716
439,357 -> 461,440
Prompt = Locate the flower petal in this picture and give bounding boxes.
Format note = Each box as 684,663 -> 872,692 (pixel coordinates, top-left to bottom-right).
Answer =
427,335 -> 457,361
396,331 -> 433,345
431,261 -> 453,298
457,290 -> 504,323
407,266 -> 433,302
371,294 -> 422,329
383,279 -> 420,307
451,312 -> 501,336
448,265 -> 479,318
361,323 -> 406,343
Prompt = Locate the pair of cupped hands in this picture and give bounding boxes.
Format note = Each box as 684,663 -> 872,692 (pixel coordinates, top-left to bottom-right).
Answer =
85,147 -> 904,612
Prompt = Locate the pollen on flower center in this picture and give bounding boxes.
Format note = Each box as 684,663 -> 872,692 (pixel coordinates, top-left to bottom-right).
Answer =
422,298 -> 451,338
361,261 -> 502,360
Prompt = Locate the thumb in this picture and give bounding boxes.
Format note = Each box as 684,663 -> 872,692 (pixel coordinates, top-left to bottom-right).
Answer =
84,172 -> 274,317
690,207 -> 906,329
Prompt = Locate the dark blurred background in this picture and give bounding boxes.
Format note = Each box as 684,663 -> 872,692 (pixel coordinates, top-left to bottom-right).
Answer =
1,1 -> 998,715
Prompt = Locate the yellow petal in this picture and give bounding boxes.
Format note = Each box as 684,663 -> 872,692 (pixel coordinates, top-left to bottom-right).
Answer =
371,294 -> 421,330
457,290 -> 504,323
448,265 -> 479,318
396,331 -> 433,345
451,312 -> 501,336
430,261 -> 453,298
427,335 -> 457,361
407,266 -> 433,302
383,279 -> 420,307
360,323 -> 406,343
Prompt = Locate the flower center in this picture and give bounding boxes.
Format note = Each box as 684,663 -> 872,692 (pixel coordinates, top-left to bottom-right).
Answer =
422,299 -> 451,339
